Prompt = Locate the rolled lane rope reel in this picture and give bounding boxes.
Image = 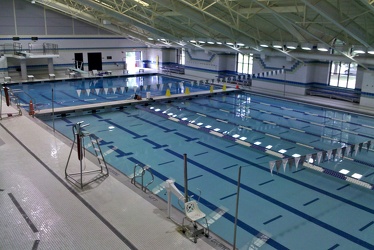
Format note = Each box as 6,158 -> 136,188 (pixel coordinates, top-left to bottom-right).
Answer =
29,100 -> 35,116
3,87 -> 10,106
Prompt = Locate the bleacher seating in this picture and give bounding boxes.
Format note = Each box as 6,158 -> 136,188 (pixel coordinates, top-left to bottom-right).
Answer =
307,88 -> 360,103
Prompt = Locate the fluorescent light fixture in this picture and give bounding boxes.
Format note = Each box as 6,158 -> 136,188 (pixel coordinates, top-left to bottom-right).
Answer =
31,0 -> 36,3
207,41 -> 215,44
199,40 -> 206,44
368,48 -> 374,54
292,154 -> 301,157
301,43 -> 313,50
259,42 -> 269,48
339,169 -> 350,174
216,41 -> 223,45
189,40 -> 196,43
134,0 -> 149,7
236,42 -> 245,46
286,42 -> 298,50
317,43 -> 329,52
352,45 -> 366,54
155,109 -> 160,112
226,42 -> 234,45
272,41 -> 283,49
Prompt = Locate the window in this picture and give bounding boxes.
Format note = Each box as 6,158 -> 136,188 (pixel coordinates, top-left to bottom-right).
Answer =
179,48 -> 185,65
329,61 -> 357,89
237,53 -> 253,74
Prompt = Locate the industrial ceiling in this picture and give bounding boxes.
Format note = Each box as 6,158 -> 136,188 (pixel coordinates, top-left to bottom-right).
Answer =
28,0 -> 374,62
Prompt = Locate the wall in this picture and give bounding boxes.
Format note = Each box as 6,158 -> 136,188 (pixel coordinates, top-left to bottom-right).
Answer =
360,70 -> 374,107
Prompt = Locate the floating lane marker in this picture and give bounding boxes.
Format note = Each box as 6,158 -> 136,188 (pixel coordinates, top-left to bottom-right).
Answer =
291,128 -> 305,133
343,129 -> 358,135
265,133 -> 280,139
210,131 -> 224,137
236,140 -> 251,147
311,122 -> 325,127
296,142 -> 314,149
196,112 -> 206,117
219,109 -> 230,113
362,124 -> 374,129
216,119 -> 228,123
265,150 -> 283,158
240,126 -> 252,131
321,135 -> 333,140
260,102 -> 270,106
169,117 -> 180,122
188,123 -> 200,129
264,121 -> 276,125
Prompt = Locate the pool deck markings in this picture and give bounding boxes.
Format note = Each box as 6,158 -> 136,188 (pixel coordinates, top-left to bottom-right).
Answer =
359,221 -> 374,232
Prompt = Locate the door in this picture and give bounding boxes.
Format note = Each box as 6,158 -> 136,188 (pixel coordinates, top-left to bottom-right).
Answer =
87,52 -> 102,71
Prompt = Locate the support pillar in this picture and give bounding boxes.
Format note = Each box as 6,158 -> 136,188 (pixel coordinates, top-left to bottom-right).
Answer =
47,58 -> 54,75
20,59 -> 27,80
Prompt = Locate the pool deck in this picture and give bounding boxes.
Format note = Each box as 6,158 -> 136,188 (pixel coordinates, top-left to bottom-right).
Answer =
1,69 -> 374,250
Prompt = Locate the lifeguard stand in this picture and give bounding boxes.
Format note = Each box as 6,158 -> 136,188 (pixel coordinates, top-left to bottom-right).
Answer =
65,121 -> 109,188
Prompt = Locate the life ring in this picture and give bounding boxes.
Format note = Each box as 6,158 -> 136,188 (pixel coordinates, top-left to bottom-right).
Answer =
29,100 -> 35,116
3,87 -> 10,106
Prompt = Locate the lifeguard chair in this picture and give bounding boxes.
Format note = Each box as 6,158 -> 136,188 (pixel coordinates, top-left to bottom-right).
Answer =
182,200 -> 209,243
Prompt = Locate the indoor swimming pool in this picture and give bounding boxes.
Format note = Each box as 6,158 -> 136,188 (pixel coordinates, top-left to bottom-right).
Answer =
39,90 -> 374,249
6,74 -> 212,111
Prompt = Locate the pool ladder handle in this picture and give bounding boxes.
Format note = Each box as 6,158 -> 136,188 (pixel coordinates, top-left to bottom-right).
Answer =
90,135 -> 109,173
131,164 -> 154,192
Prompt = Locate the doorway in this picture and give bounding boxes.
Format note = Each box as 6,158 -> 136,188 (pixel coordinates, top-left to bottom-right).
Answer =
87,52 -> 102,71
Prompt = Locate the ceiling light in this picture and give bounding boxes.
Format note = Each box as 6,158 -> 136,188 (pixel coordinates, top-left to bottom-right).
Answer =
199,40 -> 206,44
286,42 -> 298,50
368,48 -> 374,54
134,0 -> 149,7
31,0 -> 36,3
317,43 -> 329,52
216,41 -> 223,45
147,37 -> 154,40
272,41 -> 283,49
352,45 -> 366,54
236,42 -> 245,46
301,43 -> 313,50
189,40 -> 196,43
259,42 -> 269,48
207,41 -> 215,44
226,42 -> 234,45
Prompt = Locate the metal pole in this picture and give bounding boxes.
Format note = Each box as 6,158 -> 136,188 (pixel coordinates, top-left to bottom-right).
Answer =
0,86 -> 3,120
52,88 -> 55,132
233,166 -> 242,250
184,153 -> 188,203
283,66 -> 286,97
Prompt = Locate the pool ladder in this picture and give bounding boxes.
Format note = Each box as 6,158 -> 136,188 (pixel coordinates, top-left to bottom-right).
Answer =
131,164 -> 154,192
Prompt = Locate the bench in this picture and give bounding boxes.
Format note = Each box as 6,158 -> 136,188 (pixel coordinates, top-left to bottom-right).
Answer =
307,88 -> 360,103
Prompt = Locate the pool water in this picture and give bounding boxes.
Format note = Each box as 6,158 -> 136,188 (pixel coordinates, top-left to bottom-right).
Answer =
40,91 -> 374,249
8,75 -> 212,111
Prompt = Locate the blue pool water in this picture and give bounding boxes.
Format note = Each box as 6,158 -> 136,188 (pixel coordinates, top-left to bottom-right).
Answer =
8,74 -> 212,110
40,90 -> 374,249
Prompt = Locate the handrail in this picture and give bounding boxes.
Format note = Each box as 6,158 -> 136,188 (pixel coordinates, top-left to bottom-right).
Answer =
131,164 -> 154,192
